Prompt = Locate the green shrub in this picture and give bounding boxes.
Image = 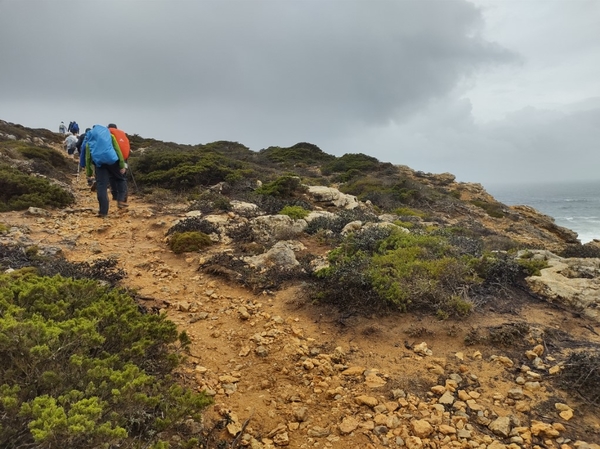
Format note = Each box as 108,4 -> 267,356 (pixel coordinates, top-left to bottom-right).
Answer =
16,145 -> 71,170
167,217 -> 218,237
132,148 -> 243,191
0,272 -> 211,448
321,153 -> 380,176
169,231 -> 213,254
259,142 -> 335,167
279,205 -> 310,219
0,223 -> 8,234
0,164 -> 74,212
393,207 -> 426,218
314,229 -> 481,315
340,175 -> 430,209
188,191 -> 232,214
517,257 -> 549,276
256,175 -> 306,197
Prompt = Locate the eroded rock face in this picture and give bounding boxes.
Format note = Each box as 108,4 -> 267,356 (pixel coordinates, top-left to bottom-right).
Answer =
523,250 -> 600,322
511,205 -> 579,245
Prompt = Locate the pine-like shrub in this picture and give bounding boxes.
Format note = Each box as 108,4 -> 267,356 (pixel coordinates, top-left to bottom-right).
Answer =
0,164 -> 74,211
0,271 -> 211,448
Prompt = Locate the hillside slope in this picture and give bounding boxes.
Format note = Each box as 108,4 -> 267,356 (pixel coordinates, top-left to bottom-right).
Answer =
1,120 -> 600,448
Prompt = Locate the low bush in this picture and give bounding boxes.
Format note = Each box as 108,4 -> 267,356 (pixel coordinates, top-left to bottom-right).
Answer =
0,243 -> 125,285
394,207 -> 427,218
487,322 -> 530,347
560,243 -> 600,259
167,217 -> 218,237
256,175 -> 306,197
517,257 -> 549,276
16,145 -> 71,170
169,231 -> 213,254
321,153 -> 381,176
258,142 -> 335,167
561,351 -> 600,406
279,205 -> 310,220
188,191 -> 232,214
0,164 -> 74,212
0,271 -> 211,448
314,228 -> 481,315
131,148 -> 243,191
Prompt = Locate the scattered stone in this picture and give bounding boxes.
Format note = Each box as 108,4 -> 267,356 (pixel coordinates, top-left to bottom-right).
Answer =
413,342 -> 433,356
488,416 -> 511,438
355,395 -> 379,408
307,426 -> 330,438
439,424 -> 456,435
411,419 -> 433,438
255,346 -> 268,357
292,407 -> 308,422
339,416 -> 359,434
438,391 -> 455,405
405,436 -> 424,449
341,366 -> 365,376
507,387 -> 524,400
273,432 -> 289,446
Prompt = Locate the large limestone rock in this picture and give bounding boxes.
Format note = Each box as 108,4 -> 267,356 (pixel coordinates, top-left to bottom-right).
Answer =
523,251 -> 600,322
230,200 -> 262,217
244,241 -> 304,270
250,215 -> 307,242
306,186 -> 358,209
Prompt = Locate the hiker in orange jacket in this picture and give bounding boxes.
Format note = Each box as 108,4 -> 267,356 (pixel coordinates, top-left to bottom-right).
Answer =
107,124 -> 131,204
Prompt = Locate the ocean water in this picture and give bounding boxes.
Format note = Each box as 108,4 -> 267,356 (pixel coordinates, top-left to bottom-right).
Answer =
485,180 -> 600,244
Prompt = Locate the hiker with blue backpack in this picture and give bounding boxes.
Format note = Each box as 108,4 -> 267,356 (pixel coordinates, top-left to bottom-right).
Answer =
83,124 -> 128,217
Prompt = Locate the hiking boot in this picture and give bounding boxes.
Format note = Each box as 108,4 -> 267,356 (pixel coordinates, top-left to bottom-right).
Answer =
96,213 -> 108,218
117,201 -> 129,209
90,181 -> 97,192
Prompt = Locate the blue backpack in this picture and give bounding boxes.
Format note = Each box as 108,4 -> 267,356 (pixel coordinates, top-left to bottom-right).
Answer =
71,122 -> 79,134
87,125 -> 118,167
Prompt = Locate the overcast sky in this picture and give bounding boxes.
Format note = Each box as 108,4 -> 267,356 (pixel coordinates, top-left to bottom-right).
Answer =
1,0 -> 599,185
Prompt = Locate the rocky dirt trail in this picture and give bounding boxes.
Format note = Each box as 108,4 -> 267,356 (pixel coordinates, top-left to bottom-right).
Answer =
2,171 -> 600,449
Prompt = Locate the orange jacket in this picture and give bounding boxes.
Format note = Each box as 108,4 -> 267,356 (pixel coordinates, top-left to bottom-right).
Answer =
109,128 -> 130,160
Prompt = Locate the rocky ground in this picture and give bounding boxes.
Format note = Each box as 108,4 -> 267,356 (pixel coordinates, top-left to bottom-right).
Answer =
2,168 -> 600,449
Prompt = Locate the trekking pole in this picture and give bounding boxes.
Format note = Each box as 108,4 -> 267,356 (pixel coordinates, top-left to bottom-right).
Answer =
128,166 -> 139,194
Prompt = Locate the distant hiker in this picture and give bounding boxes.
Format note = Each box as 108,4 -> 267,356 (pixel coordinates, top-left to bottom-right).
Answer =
63,132 -> 78,157
75,127 -> 90,156
107,123 -> 130,204
59,121 -> 66,134
69,121 -> 79,134
78,128 -> 94,187
83,125 -> 127,217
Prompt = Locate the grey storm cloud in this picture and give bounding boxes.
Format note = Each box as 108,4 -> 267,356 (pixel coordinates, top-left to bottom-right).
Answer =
1,0 -> 598,186
0,0 -> 513,136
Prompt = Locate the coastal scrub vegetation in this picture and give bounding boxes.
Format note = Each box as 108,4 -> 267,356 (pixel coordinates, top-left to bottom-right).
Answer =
258,142 -> 335,168
0,163 -> 74,212
312,226 -> 538,317
0,271 -> 211,448
130,147 -> 252,191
